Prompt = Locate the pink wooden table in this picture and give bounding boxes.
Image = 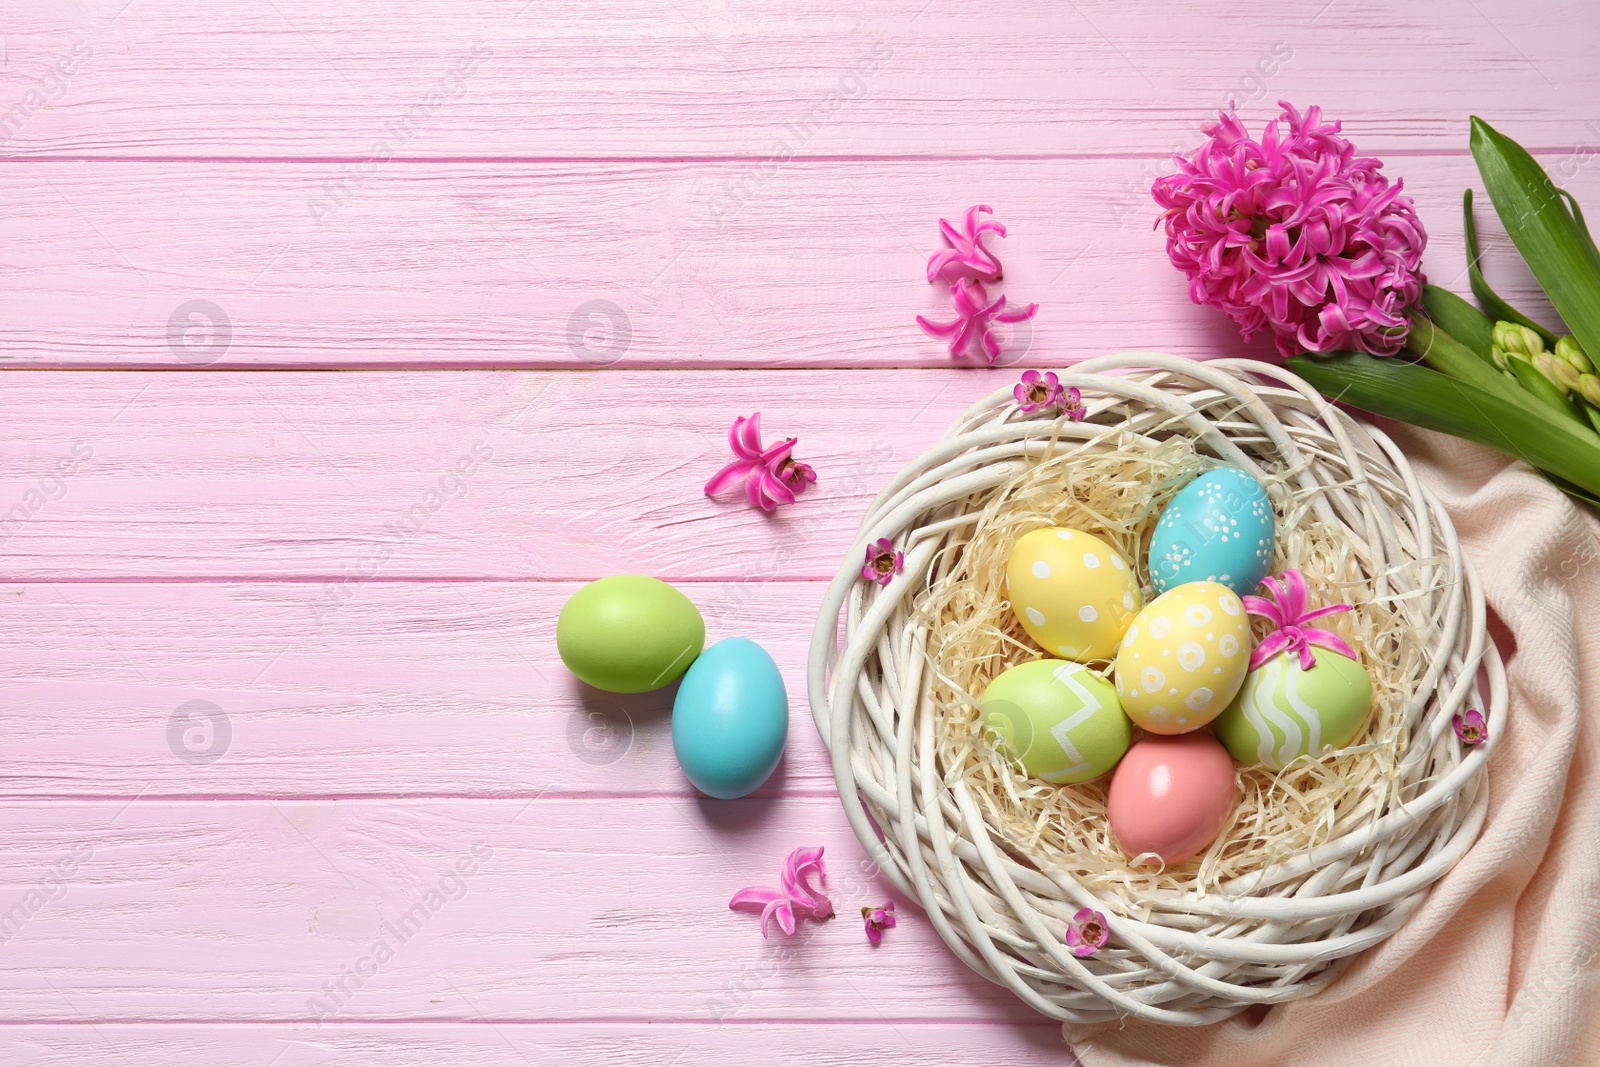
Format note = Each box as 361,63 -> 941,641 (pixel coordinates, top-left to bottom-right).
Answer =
2,2 -> 1597,1063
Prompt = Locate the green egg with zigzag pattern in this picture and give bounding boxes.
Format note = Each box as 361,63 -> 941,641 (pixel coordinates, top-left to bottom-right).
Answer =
1213,650 -> 1374,771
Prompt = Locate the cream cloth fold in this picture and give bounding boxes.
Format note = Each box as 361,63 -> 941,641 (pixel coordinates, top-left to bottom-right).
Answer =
1067,427 -> 1600,1067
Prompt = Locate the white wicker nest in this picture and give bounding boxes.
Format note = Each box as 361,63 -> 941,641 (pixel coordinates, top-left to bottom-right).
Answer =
807,353 -> 1505,1026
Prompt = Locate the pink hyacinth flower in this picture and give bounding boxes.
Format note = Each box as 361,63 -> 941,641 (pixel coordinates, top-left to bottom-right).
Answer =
1014,370 -> 1064,413
781,845 -> 834,921
730,846 -> 834,938
926,204 -> 1007,282
1152,102 -> 1426,359
1243,568 -> 1357,671
862,901 -> 896,943
917,279 -> 1039,365
1064,907 -> 1109,957
728,886 -> 797,939
1454,709 -> 1487,746
704,413 -> 816,512
862,537 -> 904,587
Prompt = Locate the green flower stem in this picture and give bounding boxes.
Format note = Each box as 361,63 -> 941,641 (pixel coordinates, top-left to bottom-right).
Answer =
1406,314 -> 1556,418
1420,283 -> 1495,360
1288,350 -> 1600,500
1508,356 -> 1587,425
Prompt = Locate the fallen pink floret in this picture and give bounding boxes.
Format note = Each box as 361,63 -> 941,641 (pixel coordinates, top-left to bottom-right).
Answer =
862,538 -> 904,587
704,413 -> 816,512
927,204 -> 1007,282
1454,709 -> 1487,746
729,886 -> 798,939
781,845 -> 834,921
862,901 -> 896,943
917,279 -> 1038,365
1244,568 -> 1357,671
1064,907 -> 1109,957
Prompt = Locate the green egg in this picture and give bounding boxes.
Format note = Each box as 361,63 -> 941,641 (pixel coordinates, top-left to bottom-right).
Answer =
1214,650 -> 1374,771
557,575 -> 705,694
980,659 -> 1132,785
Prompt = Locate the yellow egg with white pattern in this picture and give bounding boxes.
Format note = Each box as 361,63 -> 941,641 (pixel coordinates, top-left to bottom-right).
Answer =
1113,581 -> 1252,734
1005,527 -> 1142,662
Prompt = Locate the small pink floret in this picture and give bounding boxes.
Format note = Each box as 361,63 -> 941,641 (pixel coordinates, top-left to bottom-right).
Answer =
862,901 -> 896,943
862,537 -> 904,587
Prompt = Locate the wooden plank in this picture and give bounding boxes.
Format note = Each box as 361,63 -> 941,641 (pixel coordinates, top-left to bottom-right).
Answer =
0,797 -> 1045,1023
0,155 -> 1588,367
0,581 -> 840,798
4,0 -> 1597,158
0,1024 -> 1071,1066
0,368 -> 947,580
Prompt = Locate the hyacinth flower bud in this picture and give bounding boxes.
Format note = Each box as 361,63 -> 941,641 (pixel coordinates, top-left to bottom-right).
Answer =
1579,373 -> 1600,410
1493,320 -> 1546,359
1492,321 -> 1545,374
1556,335 -> 1594,375
1536,352 -> 1583,394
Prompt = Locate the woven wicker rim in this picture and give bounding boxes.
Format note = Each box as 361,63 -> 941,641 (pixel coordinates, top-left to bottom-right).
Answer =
806,353 -> 1504,1026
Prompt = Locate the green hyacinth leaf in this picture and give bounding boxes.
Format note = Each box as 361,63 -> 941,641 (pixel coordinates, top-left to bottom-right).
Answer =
1420,284 -> 1495,360
1462,188 -> 1559,347
1288,351 -> 1600,501
1558,188 -> 1600,273
1544,470 -> 1600,507
1471,117 -> 1600,371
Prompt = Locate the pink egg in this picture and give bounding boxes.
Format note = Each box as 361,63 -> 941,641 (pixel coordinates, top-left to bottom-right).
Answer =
1107,734 -> 1238,865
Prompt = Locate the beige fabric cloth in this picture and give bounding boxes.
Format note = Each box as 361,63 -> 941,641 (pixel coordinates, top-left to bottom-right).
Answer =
1067,427 -> 1600,1067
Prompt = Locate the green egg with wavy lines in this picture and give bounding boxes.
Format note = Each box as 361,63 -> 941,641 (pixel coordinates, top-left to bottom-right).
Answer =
1214,650 -> 1373,771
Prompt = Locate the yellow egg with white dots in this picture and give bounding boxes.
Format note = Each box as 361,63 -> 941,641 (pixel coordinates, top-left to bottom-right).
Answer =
1005,527 -> 1142,662
1113,581 -> 1252,734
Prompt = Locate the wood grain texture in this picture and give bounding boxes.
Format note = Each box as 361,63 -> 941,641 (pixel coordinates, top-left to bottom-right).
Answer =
0,797 -> 1044,1023
0,1024 -> 1067,1067
0,581 -> 840,798
5,0 -> 1598,158
6,0 -> 1597,1056
0,369 -> 942,580
0,155 -> 1589,367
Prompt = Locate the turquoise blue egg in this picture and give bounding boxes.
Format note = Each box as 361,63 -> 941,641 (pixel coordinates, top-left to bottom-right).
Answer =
672,638 -> 788,799
1149,469 -> 1275,597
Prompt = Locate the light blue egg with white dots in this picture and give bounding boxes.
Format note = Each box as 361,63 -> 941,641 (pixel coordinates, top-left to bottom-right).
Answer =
1148,469 -> 1275,598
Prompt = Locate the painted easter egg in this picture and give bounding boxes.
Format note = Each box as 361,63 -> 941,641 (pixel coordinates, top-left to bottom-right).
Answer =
1113,581 -> 1251,734
1149,469 -> 1275,598
980,659 -> 1132,785
672,638 -> 788,799
1108,733 -> 1238,865
1213,650 -> 1374,771
557,575 -> 705,694
1006,527 -> 1142,662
